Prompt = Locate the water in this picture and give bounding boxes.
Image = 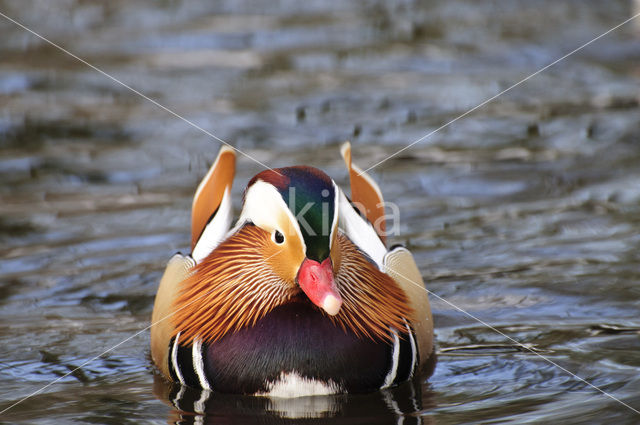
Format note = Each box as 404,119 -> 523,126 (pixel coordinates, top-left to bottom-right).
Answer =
1,1 -> 639,423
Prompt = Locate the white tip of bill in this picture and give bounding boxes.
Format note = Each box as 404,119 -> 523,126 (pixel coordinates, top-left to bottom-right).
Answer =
322,294 -> 342,316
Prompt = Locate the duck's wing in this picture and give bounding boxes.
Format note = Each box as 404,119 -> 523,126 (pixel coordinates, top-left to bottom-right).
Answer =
191,146 -> 236,263
337,188 -> 387,270
150,253 -> 196,378
152,145 -> 235,378
383,246 -> 434,371
337,142 -> 388,269
340,141 -> 387,245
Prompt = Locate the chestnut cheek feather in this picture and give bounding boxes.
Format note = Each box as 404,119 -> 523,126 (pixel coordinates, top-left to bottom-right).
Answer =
297,258 -> 343,316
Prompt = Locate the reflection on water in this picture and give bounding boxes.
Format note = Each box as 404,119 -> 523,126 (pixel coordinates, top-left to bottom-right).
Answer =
1,0 -> 640,423
153,373 -> 434,424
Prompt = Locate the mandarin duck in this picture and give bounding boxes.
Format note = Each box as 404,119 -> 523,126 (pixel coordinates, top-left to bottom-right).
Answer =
150,142 -> 434,396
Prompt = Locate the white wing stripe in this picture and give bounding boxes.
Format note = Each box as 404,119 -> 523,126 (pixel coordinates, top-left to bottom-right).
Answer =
171,331 -> 185,385
192,338 -> 212,390
405,320 -> 417,378
382,328 -> 400,388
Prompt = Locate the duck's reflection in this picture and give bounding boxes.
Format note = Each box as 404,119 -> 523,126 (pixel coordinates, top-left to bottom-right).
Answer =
153,371 -> 436,424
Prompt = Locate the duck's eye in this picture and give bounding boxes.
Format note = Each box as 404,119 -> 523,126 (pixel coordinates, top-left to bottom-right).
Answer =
273,230 -> 285,244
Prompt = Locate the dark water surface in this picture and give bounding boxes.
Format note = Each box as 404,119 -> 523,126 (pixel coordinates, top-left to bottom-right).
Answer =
1,1 -> 640,424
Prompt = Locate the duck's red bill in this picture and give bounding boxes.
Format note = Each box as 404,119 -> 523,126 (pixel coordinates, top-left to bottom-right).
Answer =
297,257 -> 342,315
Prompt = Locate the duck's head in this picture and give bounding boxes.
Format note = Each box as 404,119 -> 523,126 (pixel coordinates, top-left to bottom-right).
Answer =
174,166 -> 354,345
237,166 -> 342,316
173,163 -> 412,346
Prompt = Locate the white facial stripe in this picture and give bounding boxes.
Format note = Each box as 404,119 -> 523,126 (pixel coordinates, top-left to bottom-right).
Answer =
330,180 -> 340,249
237,180 -> 307,254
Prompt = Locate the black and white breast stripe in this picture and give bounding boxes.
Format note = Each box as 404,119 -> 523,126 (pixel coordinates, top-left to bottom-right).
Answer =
169,333 -> 212,391
380,321 -> 419,389
169,323 -> 419,392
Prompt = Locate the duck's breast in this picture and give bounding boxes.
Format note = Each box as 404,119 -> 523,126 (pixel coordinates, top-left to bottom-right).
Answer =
169,301 -> 418,395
